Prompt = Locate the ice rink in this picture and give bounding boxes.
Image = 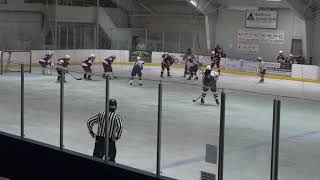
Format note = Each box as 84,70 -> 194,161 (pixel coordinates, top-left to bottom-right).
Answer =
1,65 -> 320,180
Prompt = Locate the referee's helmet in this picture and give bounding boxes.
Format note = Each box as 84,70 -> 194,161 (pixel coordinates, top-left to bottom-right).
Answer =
109,99 -> 117,111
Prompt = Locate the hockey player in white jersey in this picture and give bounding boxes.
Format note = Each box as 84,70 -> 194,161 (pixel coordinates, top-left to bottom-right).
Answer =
257,57 -> 266,83
186,56 -> 199,80
130,56 -> 144,86
200,66 -> 219,105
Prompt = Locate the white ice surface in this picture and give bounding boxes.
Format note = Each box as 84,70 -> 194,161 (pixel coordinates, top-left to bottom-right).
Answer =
0,65 -> 320,180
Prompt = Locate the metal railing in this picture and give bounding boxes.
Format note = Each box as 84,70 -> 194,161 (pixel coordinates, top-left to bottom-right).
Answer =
11,63 -> 291,180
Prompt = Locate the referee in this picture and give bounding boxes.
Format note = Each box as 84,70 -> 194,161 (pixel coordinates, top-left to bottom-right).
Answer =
87,99 -> 123,162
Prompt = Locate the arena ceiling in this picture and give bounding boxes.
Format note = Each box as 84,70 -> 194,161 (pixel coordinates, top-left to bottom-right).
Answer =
111,0 -> 320,18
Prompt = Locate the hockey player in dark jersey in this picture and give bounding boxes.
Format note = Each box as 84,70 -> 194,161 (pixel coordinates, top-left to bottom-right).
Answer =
82,54 -> 96,80
56,55 -> 70,82
39,51 -> 53,75
201,66 -> 220,105
161,53 -> 174,78
130,56 -> 144,86
102,56 -> 116,79
211,51 -> 221,74
276,50 -> 286,63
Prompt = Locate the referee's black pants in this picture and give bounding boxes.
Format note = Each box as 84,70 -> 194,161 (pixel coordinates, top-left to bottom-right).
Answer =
93,136 -> 116,162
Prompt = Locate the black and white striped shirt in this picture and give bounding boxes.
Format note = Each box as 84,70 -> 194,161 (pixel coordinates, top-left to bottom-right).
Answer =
87,112 -> 123,141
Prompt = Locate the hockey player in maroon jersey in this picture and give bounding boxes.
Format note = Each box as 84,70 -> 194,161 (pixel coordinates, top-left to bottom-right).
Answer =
102,56 -> 116,79
82,54 -> 96,80
200,65 -> 219,105
276,50 -> 286,63
161,53 -> 174,78
277,50 -> 288,69
56,55 -> 71,82
211,51 -> 221,74
39,51 -> 53,75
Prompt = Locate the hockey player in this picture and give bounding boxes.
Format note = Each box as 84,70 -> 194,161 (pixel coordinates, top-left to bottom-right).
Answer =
214,45 -> 222,55
102,56 -> 116,79
288,54 -> 296,69
183,48 -> 195,77
186,56 -> 199,80
200,66 -> 219,105
257,57 -> 266,83
56,55 -> 71,82
161,53 -> 174,78
39,51 -> 53,75
130,56 -> 144,86
211,51 -> 222,74
82,54 -> 96,80
277,50 -> 286,63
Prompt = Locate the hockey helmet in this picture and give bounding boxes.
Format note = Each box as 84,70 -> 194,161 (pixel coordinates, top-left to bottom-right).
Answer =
48,51 -> 53,55
65,55 -> 71,59
90,54 -> 96,58
137,56 -> 142,61
211,51 -> 215,54
109,99 -> 117,111
279,50 -> 283,54
289,54 -> 293,57
257,57 -> 262,61
206,65 -> 212,71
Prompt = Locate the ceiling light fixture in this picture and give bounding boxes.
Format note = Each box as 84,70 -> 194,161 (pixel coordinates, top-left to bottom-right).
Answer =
190,0 -> 198,7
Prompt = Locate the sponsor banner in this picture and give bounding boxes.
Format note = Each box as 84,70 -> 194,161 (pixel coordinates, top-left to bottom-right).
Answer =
264,61 -> 281,69
246,10 -> 278,29
238,42 -> 259,53
238,29 -> 285,45
238,30 -> 260,43
129,50 -> 152,63
260,31 -> 285,44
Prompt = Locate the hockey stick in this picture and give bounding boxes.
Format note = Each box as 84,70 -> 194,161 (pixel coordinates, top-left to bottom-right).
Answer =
67,72 -> 83,80
192,95 -> 202,102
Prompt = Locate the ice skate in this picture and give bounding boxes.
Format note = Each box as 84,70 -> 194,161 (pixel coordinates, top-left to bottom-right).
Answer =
215,98 -> 220,105
201,97 -> 205,105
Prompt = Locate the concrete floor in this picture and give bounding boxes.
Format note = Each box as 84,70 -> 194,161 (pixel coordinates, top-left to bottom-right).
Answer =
0,65 -> 320,180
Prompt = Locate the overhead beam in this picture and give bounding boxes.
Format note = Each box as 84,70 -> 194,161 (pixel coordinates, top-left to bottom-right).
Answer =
129,13 -> 204,17
136,0 -> 158,15
285,0 -> 311,19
